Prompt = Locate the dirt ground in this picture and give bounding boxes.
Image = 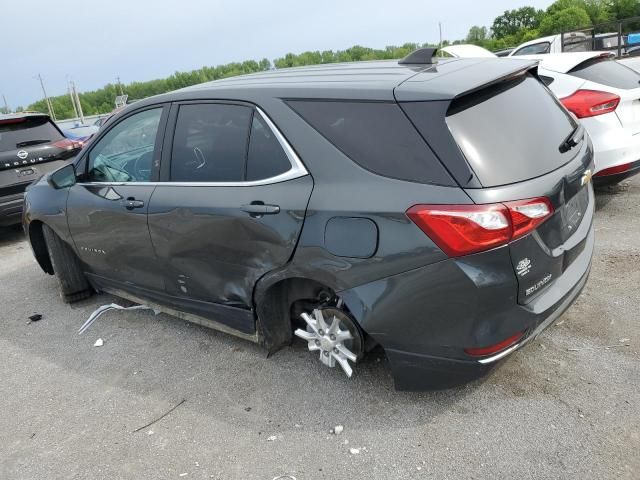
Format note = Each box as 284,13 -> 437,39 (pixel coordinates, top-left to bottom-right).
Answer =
0,178 -> 638,479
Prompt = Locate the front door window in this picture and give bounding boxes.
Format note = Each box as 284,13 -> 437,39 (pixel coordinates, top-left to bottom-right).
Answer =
87,108 -> 162,183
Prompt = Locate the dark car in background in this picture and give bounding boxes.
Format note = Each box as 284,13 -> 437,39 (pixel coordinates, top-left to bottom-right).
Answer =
23,50 -> 595,390
0,113 -> 82,226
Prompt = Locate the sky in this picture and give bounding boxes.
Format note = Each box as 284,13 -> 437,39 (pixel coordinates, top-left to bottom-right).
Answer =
2,0 -> 553,108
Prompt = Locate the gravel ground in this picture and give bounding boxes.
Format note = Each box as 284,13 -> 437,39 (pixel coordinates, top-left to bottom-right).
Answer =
1,178 -> 639,480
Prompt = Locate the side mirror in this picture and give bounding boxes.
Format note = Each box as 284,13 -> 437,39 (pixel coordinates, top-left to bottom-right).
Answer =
49,164 -> 77,189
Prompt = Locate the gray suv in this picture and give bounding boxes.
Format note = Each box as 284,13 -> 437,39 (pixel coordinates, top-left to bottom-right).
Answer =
23,50 -> 595,390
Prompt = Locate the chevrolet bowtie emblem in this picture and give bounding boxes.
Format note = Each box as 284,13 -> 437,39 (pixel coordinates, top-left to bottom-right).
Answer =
581,169 -> 593,186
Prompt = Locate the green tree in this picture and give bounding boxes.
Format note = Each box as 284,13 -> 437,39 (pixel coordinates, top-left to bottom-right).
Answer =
539,6 -> 593,34
547,0 -> 612,25
466,25 -> 488,43
492,7 -> 545,38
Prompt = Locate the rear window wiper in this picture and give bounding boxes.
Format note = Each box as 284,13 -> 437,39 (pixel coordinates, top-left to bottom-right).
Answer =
558,124 -> 584,154
15,139 -> 51,147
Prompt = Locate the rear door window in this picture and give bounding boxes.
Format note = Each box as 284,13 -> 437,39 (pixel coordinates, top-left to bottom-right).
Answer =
445,74 -> 578,187
246,113 -> 291,181
170,104 -> 252,182
569,58 -> 640,89
286,100 -> 453,185
0,116 -> 64,151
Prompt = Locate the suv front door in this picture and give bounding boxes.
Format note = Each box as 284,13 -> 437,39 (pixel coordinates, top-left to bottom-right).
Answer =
67,106 -> 168,292
147,102 -> 312,334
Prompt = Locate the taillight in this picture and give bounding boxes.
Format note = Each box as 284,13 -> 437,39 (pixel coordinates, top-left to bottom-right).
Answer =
464,331 -> 524,357
53,138 -> 82,150
407,197 -> 554,257
560,89 -> 620,118
504,197 -> 553,240
594,162 -> 631,177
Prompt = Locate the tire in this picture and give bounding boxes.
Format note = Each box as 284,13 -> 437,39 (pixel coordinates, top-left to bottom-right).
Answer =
42,224 -> 92,303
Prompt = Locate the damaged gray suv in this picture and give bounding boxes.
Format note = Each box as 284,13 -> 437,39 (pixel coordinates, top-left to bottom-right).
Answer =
23,49 -> 595,390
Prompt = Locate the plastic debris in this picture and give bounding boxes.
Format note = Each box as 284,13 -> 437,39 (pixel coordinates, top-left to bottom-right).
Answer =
78,303 -> 159,335
28,314 -> 43,322
272,476 -> 297,480
349,448 -> 360,455
179,474 -> 188,477
93,338 -> 104,347
333,425 -> 344,435
267,435 -> 278,441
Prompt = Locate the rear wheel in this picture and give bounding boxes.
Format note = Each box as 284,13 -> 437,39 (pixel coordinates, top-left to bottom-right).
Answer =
42,224 -> 92,303
294,304 -> 364,378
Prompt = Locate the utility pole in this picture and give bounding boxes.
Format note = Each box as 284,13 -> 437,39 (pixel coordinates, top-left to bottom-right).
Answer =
1,95 -> 8,114
438,22 -> 443,50
67,83 -> 79,119
116,76 -> 124,96
37,74 -> 56,121
71,81 -> 85,125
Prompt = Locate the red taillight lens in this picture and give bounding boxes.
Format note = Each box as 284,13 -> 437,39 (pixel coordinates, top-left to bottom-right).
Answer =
407,197 -> 554,257
594,162 -> 631,177
560,89 -> 620,118
407,204 -> 511,257
53,139 -> 81,150
504,197 -> 553,240
464,331 -> 525,357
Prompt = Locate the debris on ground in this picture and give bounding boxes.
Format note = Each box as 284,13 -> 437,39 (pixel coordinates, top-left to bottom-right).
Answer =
78,303 -> 160,335
28,314 -> 42,322
132,399 -> 186,433
332,425 -> 344,435
267,435 -> 278,441
349,448 -> 360,455
93,338 -> 103,347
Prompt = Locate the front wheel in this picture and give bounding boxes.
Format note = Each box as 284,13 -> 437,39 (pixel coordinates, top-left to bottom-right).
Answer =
42,224 -> 92,303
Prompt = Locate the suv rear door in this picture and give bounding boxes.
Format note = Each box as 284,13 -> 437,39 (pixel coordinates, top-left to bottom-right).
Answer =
1,115 -> 78,202
147,102 -> 312,334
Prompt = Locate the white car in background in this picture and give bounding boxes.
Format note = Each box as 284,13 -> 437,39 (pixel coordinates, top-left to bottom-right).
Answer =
442,46 -> 640,185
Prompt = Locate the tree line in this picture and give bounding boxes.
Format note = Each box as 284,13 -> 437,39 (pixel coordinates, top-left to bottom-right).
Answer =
465,0 -> 640,51
25,0 -> 640,120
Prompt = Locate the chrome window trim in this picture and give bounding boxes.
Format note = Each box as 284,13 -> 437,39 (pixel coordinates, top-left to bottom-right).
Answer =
77,107 -> 308,188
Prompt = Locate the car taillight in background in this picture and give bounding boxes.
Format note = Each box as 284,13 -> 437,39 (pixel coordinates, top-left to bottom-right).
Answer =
407,197 -> 554,257
53,138 -> 83,150
560,89 -> 620,118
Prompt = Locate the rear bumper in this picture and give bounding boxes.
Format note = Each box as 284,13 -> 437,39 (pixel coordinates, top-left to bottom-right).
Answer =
593,159 -> 640,186
0,193 -> 23,226
341,212 -> 595,391
583,115 -> 640,175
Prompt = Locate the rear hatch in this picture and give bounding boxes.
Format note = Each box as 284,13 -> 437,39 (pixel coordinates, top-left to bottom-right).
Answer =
0,115 -> 81,196
399,64 -> 594,303
568,56 -> 640,135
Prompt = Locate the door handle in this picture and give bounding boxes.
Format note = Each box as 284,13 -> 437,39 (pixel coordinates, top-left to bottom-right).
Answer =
124,197 -> 145,210
241,202 -> 280,217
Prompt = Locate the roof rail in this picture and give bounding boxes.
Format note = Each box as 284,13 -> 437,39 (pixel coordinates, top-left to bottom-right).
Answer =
398,48 -> 438,65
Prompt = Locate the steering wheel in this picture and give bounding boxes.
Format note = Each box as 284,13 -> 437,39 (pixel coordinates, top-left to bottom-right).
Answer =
133,150 -> 153,181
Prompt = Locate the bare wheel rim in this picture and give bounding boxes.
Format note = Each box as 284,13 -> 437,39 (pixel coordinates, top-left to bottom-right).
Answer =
294,307 -> 362,377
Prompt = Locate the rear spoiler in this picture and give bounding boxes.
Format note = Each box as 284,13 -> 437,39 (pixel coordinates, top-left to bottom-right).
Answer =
395,58 -> 539,102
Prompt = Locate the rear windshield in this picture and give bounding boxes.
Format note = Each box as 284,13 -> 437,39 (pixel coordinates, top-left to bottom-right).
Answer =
445,74 -> 578,187
286,100 -> 454,185
569,57 -> 640,90
0,116 -> 63,151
